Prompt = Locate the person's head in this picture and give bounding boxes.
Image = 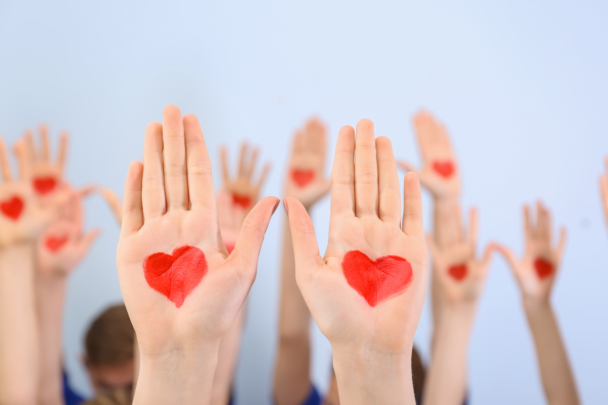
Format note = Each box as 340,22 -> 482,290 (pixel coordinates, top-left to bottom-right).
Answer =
83,388 -> 132,405
83,304 -> 135,395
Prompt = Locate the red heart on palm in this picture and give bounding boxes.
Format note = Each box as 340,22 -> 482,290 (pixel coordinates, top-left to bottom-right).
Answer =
232,194 -> 251,209
143,245 -> 208,308
432,161 -> 455,178
342,250 -> 414,307
45,235 -> 69,252
33,177 -> 58,195
291,169 -> 315,188
534,257 -> 554,279
1,196 -> 24,221
448,263 -> 467,281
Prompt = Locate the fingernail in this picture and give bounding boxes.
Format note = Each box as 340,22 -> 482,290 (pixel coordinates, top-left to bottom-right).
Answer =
272,199 -> 280,214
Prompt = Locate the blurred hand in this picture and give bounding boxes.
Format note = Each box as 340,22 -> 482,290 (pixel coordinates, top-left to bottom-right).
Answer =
496,202 -> 566,304
284,118 -> 330,208
286,119 -> 428,355
220,142 -> 270,213
116,105 -> 279,360
601,157 -> 608,231
36,187 -> 99,277
100,187 -> 123,225
398,110 -> 461,200
427,207 -> 495,306
23,125 -> 68,199
0,137 -> 67,248
217,190 -> 246,254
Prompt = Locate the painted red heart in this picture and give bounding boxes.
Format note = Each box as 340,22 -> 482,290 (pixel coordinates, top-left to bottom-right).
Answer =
45,235 -> 69,252
232,194 -> 251,209
448,263 -> 467,281
432,161 -> 455,178
0,196 -> 24,221
33,177 -> 58,195
291,169 -> 315,188
342,250 -> 414,307
225,243 -> 235,254
534,257 -> 554,279
143,245 -> 208,308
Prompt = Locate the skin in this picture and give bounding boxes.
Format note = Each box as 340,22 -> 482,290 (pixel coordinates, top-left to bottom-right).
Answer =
84,359 -> 135,394
0,136 -> 67,405
116,105 -> 279,405
274,118 -> 331,405
284,119 -> 428,405
423,207 -> 495,405
496,202 -> 579,405
600,157 -> 608,231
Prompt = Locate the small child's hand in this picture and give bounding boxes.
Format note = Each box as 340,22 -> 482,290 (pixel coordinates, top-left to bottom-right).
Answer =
398,110 -> 461,200
284,118 -> 330,208
217,190 -> 246,254
427,207 -> 495,306
23,125 -> 68,200
496,202 -> 566,304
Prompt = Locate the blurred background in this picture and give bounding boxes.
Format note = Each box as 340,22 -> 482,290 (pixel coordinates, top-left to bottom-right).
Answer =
1,0 -> 607,403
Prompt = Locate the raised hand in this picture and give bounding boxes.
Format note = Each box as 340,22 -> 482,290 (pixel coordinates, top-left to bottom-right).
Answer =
285,119 -> 428,405
496,202 -> 566,303
116,106 -> 278,405
601,157 -> 608,230
398,110 -> 461,200
100,187 -> 123,225
427,207 -> 494,305
23,125 -> 68,199
36,187 -> 99,277
284,117 -> 330,208
220,142 -> 270,212
217,190 -> 246,255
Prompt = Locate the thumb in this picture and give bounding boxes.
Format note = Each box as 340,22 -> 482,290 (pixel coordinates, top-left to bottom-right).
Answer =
478,242 -> 496,278
284,196 -> 322,275
494,243 -> 520,273
397,160 -> 417,173
231,196 -> 280,272
99,187 -> 123,225
75,229 -> 101,261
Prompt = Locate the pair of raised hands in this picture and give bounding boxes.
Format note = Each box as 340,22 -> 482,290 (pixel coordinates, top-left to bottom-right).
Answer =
0,127 -> 98,275
118,106 -> 428,404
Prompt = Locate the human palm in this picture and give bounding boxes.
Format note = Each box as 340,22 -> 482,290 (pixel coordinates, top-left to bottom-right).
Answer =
398,110 -> 461,199
24,125 -> 68,199
497,202 -> 566,302
116,106 -> 278,359
286,119 -> 428,355
284,117 -> 330,208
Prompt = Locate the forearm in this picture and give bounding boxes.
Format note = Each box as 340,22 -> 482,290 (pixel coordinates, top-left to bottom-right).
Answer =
36,276 -> 68,405
332,345 -> 414,405
524,299 -> 580,405
0,245 -> 39,405
423,305 -> 475,405
134,343 -> 220,405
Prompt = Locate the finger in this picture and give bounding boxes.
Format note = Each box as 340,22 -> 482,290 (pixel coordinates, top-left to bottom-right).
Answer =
230,196 -> 280,275
100,187 -> 123,225
478,243 -> 496,277
183,114 -> 216,211
237,142 -> 247,178
120,161 -> 144,237
354,119 -> 378,217
245,147 -> 259,181
14,141 -> 31,181
454,203 -> 464,241
142,122 -> 166,219
535,201 -> 544,235
220,146 -> 230,184
162,105 -> 188,211
540,203 -> 552,243
376,136 -> 401,226
396,160 -> 418,173
284,196 -> 323,271
601,175 -> 608,220
76,229 -> 101,257
523,204 -> 533,237
57,131 -> 68,176
78,185 -> 96,198
468,207 -> 478,248
556,227 -> 567,262
0,136 -> 12,182
256,163 -> 271,191
494,244 -> 519,272
413,110 -> 433,163
402,172 -> 424,237
24,129 -> 37,162
425,234 -> 441,263
330,125 -> 355,217
40,124 -> 50,162
293,130 -> 306,155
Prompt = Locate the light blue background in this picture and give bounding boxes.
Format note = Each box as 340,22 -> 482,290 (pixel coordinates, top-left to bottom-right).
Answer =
1,1 -> 607,403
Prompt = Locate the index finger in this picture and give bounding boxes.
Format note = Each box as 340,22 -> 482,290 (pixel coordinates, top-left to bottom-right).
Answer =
0,136 -> 12,182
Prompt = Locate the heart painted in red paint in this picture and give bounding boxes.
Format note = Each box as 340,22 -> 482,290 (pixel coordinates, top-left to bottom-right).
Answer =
432,161 -> 455,178
291,169 -> 315,188
225,243 -> 235,254
33,177 -> 58,195
342,250 -> 414,307
143,245 -> 208,308
533,257 -> 554,279
448,263 -> 467,281
0,196 -> 24,221
45,235 -> 69,252
232,194 -> 251,209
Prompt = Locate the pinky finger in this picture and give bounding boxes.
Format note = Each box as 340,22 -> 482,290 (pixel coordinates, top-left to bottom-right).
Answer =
402,172 -> 424,237
120,161 -> 144,237
556,227 -> 567,262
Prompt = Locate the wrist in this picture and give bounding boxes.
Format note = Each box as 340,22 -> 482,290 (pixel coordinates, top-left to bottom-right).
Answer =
523,296 -> 552,317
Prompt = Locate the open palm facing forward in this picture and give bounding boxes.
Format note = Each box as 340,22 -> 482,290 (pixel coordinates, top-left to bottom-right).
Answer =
116,106 -> 279,362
